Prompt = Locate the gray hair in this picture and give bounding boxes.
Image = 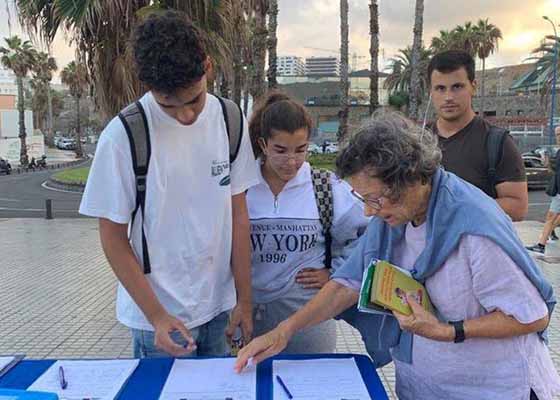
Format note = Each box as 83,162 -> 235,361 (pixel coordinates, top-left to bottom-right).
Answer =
336,110 -> 442,199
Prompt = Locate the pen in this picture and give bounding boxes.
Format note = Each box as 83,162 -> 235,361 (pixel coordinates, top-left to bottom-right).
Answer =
275,374 -> 293,399
58,365 -> 68,390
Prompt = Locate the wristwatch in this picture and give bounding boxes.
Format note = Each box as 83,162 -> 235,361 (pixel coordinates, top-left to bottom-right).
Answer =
448,320 -> 466,343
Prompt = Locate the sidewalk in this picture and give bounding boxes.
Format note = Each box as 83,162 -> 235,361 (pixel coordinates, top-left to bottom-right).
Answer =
0,218 -> 559,399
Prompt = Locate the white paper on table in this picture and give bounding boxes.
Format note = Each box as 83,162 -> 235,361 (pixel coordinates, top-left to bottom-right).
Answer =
0,357 -> 14,373
158,358 -> 256,400
27,359 -> 139,400
272,358 -> 371,400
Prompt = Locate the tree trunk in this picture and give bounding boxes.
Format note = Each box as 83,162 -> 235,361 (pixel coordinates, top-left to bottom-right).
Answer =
16,76 -> 28,164
480,57 -> 486,117
267,0 -> 279,90
219,73 -> 230,98
75,96 -> 83,158
249,3 -> 268,104
338,0 -> 350,140
47,85 -> 53,146
243,69 -> 250,116
408,0 -> 424,120
369,0 -> 379,115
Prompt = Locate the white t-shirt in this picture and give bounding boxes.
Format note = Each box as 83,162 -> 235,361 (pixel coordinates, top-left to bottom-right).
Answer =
247,161 -> 369,303
79,92 -> 259,331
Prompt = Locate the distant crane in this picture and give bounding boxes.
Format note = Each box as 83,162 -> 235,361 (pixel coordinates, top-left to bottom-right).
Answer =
303,46 -> 367,71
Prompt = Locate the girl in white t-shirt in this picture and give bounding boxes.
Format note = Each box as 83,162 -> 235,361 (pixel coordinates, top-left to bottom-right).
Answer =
245,92 -> 369,353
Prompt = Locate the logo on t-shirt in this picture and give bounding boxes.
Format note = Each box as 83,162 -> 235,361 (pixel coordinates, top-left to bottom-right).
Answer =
212,159 -> 230,186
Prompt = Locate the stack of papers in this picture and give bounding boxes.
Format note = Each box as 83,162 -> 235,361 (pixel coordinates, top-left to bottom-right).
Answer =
272,358 -> 371,400
159,358 -> 257,400
27,359 -> 139,400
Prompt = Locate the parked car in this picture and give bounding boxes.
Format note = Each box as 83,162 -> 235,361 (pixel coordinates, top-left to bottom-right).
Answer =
57,138 -> 77,150
523,155 -> 553,189
0,158 -> 11,175
308,143 -> 322,155
324,143 -> 339,154
522,145 -> 560,160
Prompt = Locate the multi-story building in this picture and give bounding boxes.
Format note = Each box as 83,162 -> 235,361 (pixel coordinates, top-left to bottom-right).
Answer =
0,67 -> 17,96
305,56 -> 340,77
277,56 -> 306,76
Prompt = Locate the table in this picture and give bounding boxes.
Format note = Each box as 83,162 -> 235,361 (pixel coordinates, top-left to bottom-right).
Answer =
0,353 -> 389,399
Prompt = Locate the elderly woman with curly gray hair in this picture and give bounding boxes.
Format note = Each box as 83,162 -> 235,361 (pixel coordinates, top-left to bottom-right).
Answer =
235,111 -> 560,400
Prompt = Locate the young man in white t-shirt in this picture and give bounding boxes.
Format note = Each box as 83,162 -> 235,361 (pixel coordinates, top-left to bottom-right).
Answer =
79,10 -> 258,358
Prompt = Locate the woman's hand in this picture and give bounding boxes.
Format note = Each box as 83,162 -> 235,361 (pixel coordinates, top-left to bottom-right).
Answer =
234,322 -> 293,373
393,293 -> 454,342
295,267 -> 331,289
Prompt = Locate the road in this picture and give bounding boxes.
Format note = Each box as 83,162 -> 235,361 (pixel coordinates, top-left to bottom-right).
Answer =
0,164 -> 554,220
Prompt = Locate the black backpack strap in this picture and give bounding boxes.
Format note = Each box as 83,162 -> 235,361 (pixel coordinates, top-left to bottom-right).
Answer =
118,101 -> 152,274
311,168 -> 334,268
486,125 -> 507,199
216,96 -> 244,164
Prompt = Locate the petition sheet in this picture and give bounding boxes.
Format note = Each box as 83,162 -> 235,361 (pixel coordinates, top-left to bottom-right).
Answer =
27,359 -> 139,400
273,358 -> 371,400
159,358 -> 256,400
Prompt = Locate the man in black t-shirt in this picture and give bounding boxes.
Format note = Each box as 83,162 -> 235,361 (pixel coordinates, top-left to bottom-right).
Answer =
427,50 -> 528,221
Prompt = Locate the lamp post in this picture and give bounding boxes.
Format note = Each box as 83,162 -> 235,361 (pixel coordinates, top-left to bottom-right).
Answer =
544,16 -> 558,144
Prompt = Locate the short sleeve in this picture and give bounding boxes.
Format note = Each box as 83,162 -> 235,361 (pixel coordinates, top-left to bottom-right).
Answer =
496,134 -> 526,183
78,118 -> 136,224
467,235 -> 548,324
229,117 -> 259,195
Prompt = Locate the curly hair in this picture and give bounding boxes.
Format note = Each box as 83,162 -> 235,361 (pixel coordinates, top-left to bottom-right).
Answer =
133,10 -> 207,94
249,91 -> 314,158
336,111 -> 441,200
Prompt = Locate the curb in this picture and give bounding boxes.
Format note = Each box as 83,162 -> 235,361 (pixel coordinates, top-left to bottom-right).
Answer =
7,157 -> 89,175
46,176 -> 85,193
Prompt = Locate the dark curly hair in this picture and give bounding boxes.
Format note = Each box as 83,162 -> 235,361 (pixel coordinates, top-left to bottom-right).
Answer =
336,111 -> 441,200
249,91 -> 314,159
133,10 -> 207,94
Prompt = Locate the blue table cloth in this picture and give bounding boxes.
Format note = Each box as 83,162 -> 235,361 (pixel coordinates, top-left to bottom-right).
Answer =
0,354 -> 388,399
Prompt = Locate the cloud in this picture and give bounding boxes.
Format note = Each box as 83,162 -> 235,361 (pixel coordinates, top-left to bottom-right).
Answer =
277,0 -> 555,70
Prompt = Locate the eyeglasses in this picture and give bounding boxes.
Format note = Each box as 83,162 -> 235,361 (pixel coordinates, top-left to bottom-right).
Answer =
351,189 -> 388,210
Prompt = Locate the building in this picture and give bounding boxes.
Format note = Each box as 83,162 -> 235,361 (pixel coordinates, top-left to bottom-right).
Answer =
305,56 -> 340,77
277,56 -> 306,76
0,67 -> 17,96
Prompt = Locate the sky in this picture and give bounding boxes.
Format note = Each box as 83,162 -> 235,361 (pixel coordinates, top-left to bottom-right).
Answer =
1,0 -> 559,79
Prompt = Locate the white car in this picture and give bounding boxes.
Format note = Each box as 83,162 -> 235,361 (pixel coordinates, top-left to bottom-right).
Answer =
308,144 -> 321,155
325,143 -> 339,154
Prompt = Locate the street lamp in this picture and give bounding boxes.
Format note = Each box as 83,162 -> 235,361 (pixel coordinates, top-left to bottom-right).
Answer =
543,15 -> 558,144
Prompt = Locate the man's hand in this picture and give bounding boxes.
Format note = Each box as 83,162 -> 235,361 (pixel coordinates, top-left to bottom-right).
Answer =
392,294 -> 454,342
226,302 -> 253,344
295,267 -> 331,289
152,313 -> 197,356
234,322 -> 293,373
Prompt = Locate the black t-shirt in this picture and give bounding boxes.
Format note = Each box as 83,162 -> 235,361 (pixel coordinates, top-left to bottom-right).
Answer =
431,117 -> 526,197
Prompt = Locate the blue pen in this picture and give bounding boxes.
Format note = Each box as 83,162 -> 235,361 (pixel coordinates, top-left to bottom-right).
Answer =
58,366 -> 67,390
275,374 -> 293,399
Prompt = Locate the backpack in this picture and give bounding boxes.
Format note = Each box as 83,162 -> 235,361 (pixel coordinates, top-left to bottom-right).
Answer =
117,95 -> 244,274
486,125 -> 508,199
311,168 -> 334,268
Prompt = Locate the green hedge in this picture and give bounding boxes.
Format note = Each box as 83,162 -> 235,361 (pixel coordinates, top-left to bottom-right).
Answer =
52,167 -> 90,185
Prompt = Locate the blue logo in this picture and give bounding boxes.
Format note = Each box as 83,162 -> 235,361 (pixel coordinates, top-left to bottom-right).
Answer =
219,175 -> 231,186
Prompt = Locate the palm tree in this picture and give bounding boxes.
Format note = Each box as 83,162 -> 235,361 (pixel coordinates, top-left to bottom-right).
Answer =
0,36 -> 37,164
453,22 -> 479,58
409,0 -> 425,120
475,19 -> 502,116
528,35 -> 560,104
247,0 -> 269,103
430,29 -> 460,53
369,0 -> 379,114
338,0 -> 349,140
267,0 -> 278,90
384,46 -> 432,97
61,61 -> 88,158
16,0 -> 241,118
32,51 -> 57,145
